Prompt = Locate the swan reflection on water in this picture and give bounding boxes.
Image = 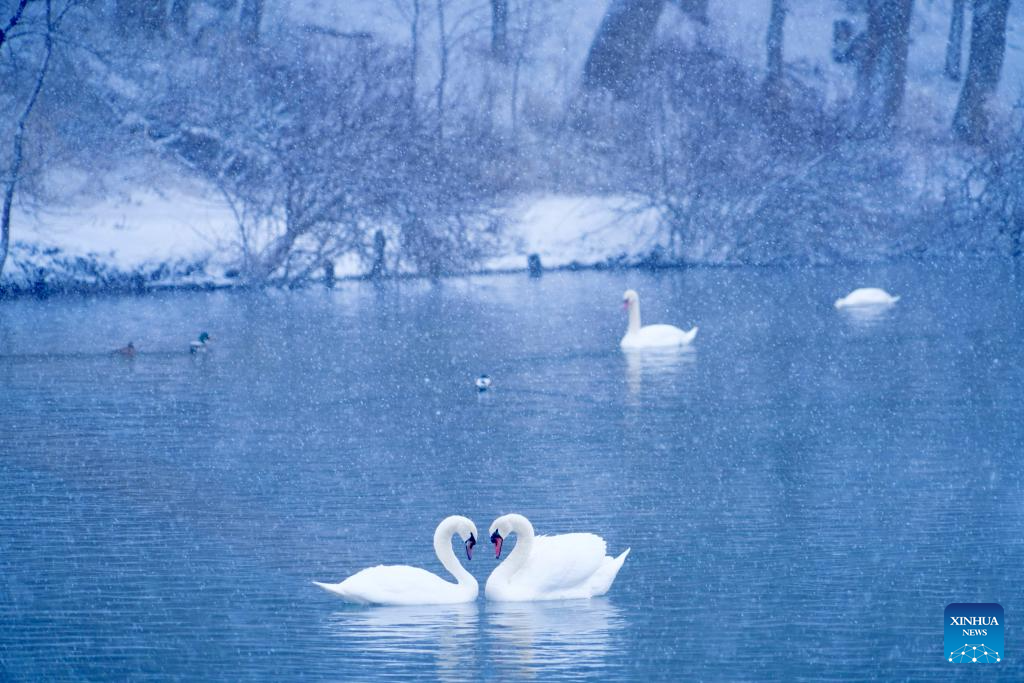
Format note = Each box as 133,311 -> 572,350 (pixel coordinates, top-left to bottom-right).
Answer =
624,346 -> 697,398
836,303 -> 897,327
485,599 -> 625,679
322,599 -> 624,680
324,603 -> 479,681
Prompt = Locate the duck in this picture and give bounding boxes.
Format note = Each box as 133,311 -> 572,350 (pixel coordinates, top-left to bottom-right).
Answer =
834,288 -> 900,309
620,289 -> 697,349
475,375 -> 492,392
114,342 -> 136,357
189,332 -> 211,354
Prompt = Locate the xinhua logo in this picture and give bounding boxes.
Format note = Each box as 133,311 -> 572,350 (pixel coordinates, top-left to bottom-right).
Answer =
945,603 -> 1003,664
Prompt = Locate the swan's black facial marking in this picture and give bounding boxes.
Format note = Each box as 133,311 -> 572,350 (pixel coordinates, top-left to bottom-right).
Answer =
490,530 -> 503,559
465,533 -> 476,560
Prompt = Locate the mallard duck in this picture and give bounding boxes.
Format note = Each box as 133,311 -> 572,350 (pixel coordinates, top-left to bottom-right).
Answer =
114,342 -> 136,357
189,332 -> 211,354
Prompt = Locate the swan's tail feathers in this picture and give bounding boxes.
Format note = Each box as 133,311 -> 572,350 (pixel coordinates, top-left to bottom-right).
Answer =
685,327 -> 698,344
588,548 -> 630,597
313,580 -> 370,603
313,581 -> 347,597
891,295 -> 901,304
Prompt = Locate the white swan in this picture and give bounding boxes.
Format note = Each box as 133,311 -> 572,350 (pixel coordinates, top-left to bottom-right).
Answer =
620,289 -> 697,349
485,514 -> 629,602
834,288 -> 900,309
313,515 -> 479,605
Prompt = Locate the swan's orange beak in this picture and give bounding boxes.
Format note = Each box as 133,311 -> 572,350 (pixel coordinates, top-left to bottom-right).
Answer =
465,533 -> 476,561
622,300 -> 630,311
490,530 -> 503,559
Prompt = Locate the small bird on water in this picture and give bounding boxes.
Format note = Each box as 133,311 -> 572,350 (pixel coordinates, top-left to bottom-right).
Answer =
475,375 -> 492,392
190,332 -> 211,354
114,342 -> 136,357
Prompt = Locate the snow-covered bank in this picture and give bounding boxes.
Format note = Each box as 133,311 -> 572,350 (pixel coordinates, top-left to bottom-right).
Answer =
0,178 -> 994,297
3,182 -> 236,294
4,189 -> 666,293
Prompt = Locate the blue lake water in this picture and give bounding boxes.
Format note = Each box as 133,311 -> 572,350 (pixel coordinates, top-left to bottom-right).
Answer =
1,263 -> 1022,680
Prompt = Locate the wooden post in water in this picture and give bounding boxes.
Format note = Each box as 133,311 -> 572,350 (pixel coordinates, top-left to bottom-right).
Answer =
370,230 -> 386,279
527,253 -> 543,277
323,259 -> 335,288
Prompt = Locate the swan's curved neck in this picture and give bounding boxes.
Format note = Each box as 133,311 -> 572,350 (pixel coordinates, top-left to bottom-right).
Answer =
499,514 -> 534,579
433,520 -> 476,589
628,300 -> 641,333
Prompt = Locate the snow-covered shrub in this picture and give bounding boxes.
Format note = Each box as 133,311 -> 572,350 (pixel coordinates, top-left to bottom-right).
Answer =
946,106 -> 1024,256
104,28 -> 502,284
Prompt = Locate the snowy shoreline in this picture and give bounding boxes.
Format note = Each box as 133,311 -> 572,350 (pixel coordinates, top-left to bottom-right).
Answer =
0,170 -> 1008,298
0,184 -> 1003,298
0,191 -> 671,296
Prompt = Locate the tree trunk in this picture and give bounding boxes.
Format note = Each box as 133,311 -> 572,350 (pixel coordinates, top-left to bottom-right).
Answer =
435,0 -> 448,139
765,0 -> 787,96
855,0 -> 914,134
409,0 -> 420,114
490,0 -> 508,62
953,0 -> 1010,143
583,0 -> 665,99
944,0 -> 966,80
239,0 -> 262,44
1,0 -> 53,279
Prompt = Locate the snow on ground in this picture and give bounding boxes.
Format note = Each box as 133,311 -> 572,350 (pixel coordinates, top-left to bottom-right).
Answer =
15,186 -> 235,271
4,183 -> 666,289
3,172 -> 240,290
487,195 -> 663,272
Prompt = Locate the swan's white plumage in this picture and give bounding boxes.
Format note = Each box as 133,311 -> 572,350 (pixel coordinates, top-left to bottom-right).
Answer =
314,515 -> 478,606
314,566 -> 469,606
834,288 -> 900,309
486,514 -> 629,602
621,324 -> 698,349
518,534 -> 606,594
620,289 -> 697,349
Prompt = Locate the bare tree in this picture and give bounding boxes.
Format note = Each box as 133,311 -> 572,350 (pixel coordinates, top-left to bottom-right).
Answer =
0,0 -> 31,51
853,0 -> 914,135
388,0 -> 421,114
490,0 -> 507,61
765,0 -> 787,99
1,0 -> 54,278
509,0 -> 535,136
583,0 -> 665,99
944,0 -> 966,80
435,0 -> 448,138
410,0 -> 420,111
953,0 -> 1010,143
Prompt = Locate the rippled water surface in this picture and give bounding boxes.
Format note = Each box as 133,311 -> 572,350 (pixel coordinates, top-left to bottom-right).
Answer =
2,264 -> 1022,680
